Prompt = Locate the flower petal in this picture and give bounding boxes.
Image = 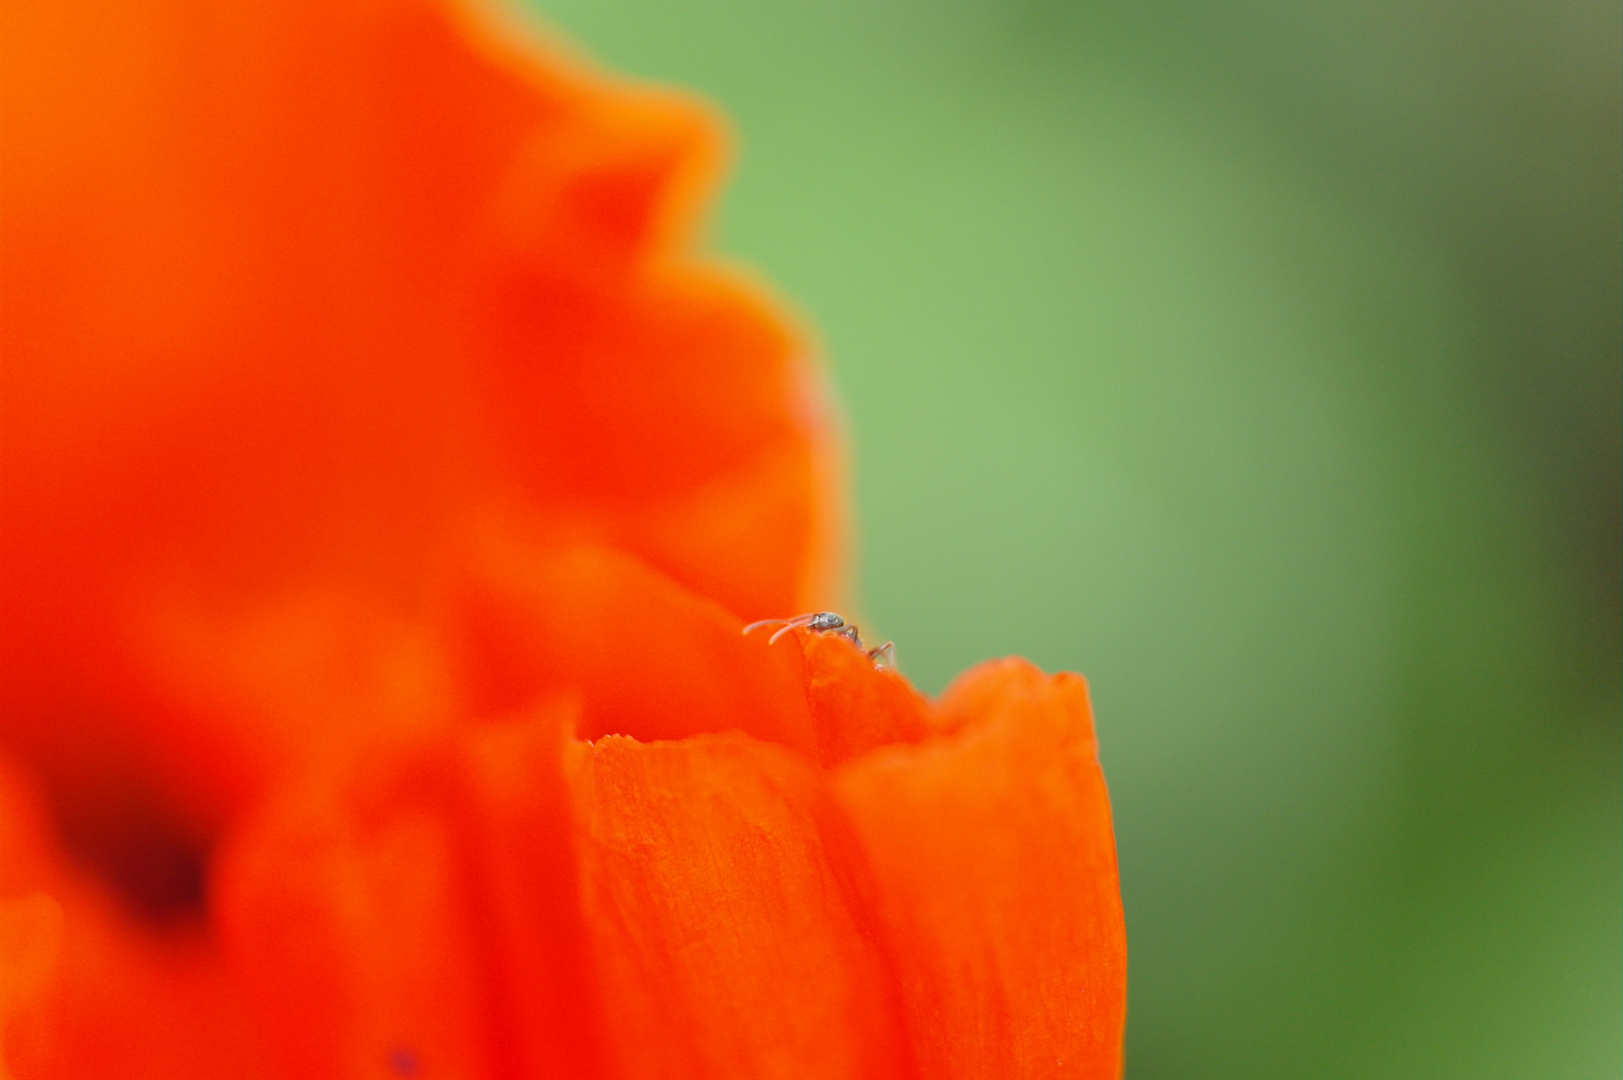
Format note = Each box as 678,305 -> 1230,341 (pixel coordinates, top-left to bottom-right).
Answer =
456,542 -> 820,756
454,706 -> 608,1080
832,659 -> 1126,1079
216,701 -> 613,1080
213,739 -> 501,1079
565,731 -> 911,1080
0,756 -> 265,1079
1,0 -> 837,843
795,629 -> 936,767
0,893 -> 63,1079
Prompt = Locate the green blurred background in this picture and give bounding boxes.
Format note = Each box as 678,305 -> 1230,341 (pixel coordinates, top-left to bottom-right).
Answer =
530,1 -> 1620,1075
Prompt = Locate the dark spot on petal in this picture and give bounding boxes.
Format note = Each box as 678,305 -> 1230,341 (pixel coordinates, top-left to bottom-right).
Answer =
389,1047 -> 421,1077
50,765 -> 210,929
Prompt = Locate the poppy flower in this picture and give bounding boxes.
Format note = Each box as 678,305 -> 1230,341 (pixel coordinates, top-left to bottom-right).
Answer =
0,0 -> 1126,1077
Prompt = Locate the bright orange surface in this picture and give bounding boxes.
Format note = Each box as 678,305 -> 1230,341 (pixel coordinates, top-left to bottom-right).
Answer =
0,0 -> 1124,1075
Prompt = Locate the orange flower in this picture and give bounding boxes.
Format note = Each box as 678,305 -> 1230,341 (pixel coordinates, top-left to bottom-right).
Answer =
0,0 -> 1125,1077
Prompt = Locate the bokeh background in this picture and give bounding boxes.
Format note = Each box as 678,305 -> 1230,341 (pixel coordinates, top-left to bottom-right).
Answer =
530,1 -> 1619,1077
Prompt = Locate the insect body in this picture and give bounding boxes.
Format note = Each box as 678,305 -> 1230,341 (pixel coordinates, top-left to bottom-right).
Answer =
743,611 -> 895,668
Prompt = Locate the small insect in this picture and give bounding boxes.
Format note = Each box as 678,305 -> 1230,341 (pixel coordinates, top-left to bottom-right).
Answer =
743,611 -> 896,668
